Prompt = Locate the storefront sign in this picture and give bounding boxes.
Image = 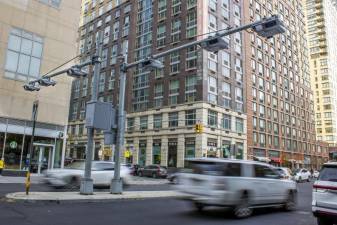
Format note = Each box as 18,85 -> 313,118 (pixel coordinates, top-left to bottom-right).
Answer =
9,141 -> 17,149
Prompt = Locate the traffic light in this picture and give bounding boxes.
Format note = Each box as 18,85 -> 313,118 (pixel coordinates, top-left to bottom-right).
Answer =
195,123 -> 203,133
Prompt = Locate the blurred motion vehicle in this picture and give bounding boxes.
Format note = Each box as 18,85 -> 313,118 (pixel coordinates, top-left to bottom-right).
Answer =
176,158 -> 297,218
44,161 -> 131,190
294,168 -> 311,182
312,162 -> 337,225
275,167 -> 293,180
130,164 -> 140,176
138,165 -> 167,178
168,173 -> 179,184
313,170 -> 320,179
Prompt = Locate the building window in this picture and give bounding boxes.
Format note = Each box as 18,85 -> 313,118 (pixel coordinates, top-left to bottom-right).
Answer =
153,114 -> 162,129
98,72 -> 105,92
185,109 -> 196,126
127,118 -> 134,131
186,10 -> 197,38
185,138 -> 195,159
5,28 -> 43,81
157,24 -> 166,47
171,19 -> 181,43
140,116 -> 148,130
208,110 -> 218,127
170,51 -> 180,74
236,118 -> 244,133
39,0 -> 61,8
222,114 -> 231,130
185,75 -> 197,102
186,46 -> 197,69
109,69 -> 115,90
169,80 -> 179,105
208,76 -> 217,104
71,102 -> 78,120
168,112 -> 179,127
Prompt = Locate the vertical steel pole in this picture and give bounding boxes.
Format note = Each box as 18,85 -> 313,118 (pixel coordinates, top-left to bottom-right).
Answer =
60,125 -> 67,169
26,100 -> 38,195
80,31 -> 103,195
111,55 -> 127,194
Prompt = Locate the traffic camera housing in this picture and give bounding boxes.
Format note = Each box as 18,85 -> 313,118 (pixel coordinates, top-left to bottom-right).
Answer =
38,77 -> 57,86
141,58 -> 164,70
253,15 -> 286,38
23,83 -> 40,91
200,36 -> 229,52
67,66 -> 88,78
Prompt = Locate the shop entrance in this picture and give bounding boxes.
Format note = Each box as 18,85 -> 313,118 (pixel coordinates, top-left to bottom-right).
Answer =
30,143 -> 55,174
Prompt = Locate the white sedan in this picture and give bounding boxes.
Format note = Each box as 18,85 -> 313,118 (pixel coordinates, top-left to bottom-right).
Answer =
293,168 -> 311,182
44,161 -> 131,190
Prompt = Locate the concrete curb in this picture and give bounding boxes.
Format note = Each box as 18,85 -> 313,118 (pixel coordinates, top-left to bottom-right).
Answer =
6,191 -> 185,203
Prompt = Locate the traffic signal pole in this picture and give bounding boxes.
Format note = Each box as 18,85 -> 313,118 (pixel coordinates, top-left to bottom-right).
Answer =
80,31 -> 103,195
110,56 -> 127,194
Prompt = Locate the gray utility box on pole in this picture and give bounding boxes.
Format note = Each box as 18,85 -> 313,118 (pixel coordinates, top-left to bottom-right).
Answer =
85,101 -> 114,130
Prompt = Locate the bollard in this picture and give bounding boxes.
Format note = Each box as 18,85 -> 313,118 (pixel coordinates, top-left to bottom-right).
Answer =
25,171 -> 31,195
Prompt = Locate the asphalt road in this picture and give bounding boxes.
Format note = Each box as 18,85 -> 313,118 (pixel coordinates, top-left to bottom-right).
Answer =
0,182 -> 317,225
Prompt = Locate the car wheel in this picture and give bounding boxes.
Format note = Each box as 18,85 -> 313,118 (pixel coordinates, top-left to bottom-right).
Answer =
298,177 -> 302,182
65,176 -> 79,191
307,177 -> 310,182
172,177 -> 178,184
152,173 -> 157,179
138,172 -> 143,177
283,191 -> 296,211
234,192 -> 252,219
317,217 -> 333,225
194,202 -> 204,212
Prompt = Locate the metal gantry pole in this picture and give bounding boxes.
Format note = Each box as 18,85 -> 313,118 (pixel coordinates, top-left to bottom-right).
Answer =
80,31 -> 103,195
25,100 -> 38,195
111,55 -> 127,194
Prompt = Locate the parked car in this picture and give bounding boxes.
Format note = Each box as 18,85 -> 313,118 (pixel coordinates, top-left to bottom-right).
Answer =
312,162 -> 337,225
276,167 -> 294,180
138,165 -> 167,178
293,168 -> 311,182
176,158 -> 297,218
44,161 -> 131,190
312,170 -> 320,179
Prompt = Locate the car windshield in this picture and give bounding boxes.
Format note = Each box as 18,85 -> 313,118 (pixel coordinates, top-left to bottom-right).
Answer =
318,166 -> 337,182
184,161 -> 241,176
276,168 -> 286,175
65,161 -> 85,170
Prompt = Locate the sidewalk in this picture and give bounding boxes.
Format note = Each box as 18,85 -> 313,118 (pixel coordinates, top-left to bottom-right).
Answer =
0,174 -> 43,184
0,175 -> 169,185
6,190 -> 185,203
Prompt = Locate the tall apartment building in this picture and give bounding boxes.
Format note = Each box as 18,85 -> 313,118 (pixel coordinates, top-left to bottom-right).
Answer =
303,0 -> 337,146
244,0 -> 327,168
0,0 -> 81,170
68,0 -> 247,167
